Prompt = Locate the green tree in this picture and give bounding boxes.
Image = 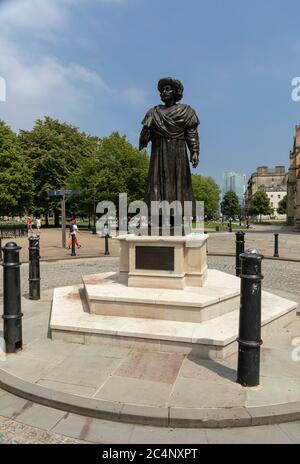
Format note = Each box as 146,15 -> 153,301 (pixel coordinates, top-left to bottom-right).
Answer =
277,195 -> 287,215
250,190 -> 272,222
18,116 -> 99,225
221,191 -> 241,219
192,175 -> 221,219
0,120 -> 33,216
69,132 -> 149,217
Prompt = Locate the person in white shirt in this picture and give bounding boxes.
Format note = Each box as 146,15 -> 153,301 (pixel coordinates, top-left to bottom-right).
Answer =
67,219 -> 81,249
36,217 -> 42,233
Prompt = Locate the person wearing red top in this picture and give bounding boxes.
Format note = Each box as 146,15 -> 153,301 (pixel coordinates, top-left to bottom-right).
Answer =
67,219 -> 81,249
27,216 -> 33,235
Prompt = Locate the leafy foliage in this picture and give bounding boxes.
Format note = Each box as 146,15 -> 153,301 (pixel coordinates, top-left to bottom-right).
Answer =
250,190 -> 272,221
0,120 -> 33,215
277,195 -> 287,215
192,175 -> 221,219
68,132 -> 149,216
18,116 -> 99,217
221,190 -> 241,218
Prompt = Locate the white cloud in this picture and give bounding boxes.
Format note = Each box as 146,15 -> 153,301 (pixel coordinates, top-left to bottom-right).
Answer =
0,0 -> 71,40
122,87 -> 148,107
0,0 -> 112,130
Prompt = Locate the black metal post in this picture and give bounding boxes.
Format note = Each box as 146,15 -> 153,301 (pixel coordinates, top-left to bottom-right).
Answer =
92,188 -> 97,235
235,231 -> 245,277
274,233 -> 279,258
229,218 -> 232,233
29,235 -> 41,300
71,234 -> 76,257
0,237 -> 2,262
104,234 -> 110,256
1,242 -> 23,353
237,250 -> 264,387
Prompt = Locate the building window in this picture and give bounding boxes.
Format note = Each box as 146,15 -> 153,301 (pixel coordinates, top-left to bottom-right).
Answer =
278,195 -> 281,199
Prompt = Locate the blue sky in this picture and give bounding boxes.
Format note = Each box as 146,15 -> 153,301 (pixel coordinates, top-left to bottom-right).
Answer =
0,0 -> 300,186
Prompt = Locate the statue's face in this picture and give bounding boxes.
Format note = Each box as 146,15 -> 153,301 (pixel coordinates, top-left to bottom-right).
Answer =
160,85 -> 174,104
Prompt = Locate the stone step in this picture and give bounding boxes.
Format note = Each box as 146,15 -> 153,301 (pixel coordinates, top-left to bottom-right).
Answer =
82,270 -> 240,323
50,280 -> 297,359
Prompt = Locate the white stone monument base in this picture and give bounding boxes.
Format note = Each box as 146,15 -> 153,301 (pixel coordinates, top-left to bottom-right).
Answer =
50,270 -> 297,360
117,234 -> 208,290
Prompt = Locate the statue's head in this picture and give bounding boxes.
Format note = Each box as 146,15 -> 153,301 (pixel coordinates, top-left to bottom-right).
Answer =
157,77 -> 184,104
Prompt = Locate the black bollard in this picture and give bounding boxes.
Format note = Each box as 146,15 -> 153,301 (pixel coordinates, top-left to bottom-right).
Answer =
229,218 -> 232,233
235,231 -> 245,277
104,234 -> 110,256
71,234 -> 76,257
1,242 -> 23,353
237,250 -> 264,387
29,235 -> 41,300
274,233 -> 279,258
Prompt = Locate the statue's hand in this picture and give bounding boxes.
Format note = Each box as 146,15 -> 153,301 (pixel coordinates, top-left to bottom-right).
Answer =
191,153 -> 199,169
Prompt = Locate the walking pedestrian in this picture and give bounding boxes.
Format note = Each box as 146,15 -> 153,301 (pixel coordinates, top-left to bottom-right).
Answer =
36,217 -> 42,233
27,216 -> 33,235
67,219 -> 81,249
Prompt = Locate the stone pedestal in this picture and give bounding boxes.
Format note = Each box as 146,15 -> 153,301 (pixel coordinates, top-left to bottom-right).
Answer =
50,233 -> 297,360
117,234 -> 208,290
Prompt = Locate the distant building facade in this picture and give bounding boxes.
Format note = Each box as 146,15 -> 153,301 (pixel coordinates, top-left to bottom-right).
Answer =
245,165 -> 287,213
222,171 -> 246,206
261,186 -> 287,220
287,125 -> 300,227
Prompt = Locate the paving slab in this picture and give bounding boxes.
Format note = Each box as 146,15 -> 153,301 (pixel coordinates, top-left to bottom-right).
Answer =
115,350 -> 184,384
278,421 -> 300,443
42,345 -> 124,389
51,413 -> 134,444
259,348 -> 300,380
206,424 -> 293,444
0,393 -> 31,419
95,376 -> 173,407
1,355 -> 61,383
128,425 -> 208,444
179,356 -> 237,384
36,379 -> 97,398
5,402 -> 66,431
20,338 -> 81,364
169,377 -> 247,409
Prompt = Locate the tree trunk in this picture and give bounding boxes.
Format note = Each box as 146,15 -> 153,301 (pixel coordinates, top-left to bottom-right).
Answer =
54,211 -> 60,228
45,213 -> 49,227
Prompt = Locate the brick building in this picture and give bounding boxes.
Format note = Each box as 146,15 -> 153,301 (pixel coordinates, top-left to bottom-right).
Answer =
287,125 -> 300,227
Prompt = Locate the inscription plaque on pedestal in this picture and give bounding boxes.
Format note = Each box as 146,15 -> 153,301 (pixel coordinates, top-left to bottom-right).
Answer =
135,246 -> 175,271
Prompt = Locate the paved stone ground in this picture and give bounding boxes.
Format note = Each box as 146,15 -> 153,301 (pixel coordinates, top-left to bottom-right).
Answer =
0,399 -> 300,444
0,254 -> 299,444
1,255 -> 299,305
208,256 -> 300,298
0,414 -> 85,444
1,224 -> 300,263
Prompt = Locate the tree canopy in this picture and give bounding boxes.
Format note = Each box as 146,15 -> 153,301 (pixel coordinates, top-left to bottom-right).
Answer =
1,115 -> 223,224
192,175 -> 221,219
277,195 -> 287,215
0,120 -> 33,216
250,190 -> 273,221
68,132 -> 149,216
221,190 -> 241,218
18,116 -> 99,220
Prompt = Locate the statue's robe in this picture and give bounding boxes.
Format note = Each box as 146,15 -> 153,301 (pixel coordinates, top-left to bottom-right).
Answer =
139,104 -> 200,213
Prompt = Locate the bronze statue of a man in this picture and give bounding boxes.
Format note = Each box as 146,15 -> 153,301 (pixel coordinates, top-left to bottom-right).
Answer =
139,77 -> 200,212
